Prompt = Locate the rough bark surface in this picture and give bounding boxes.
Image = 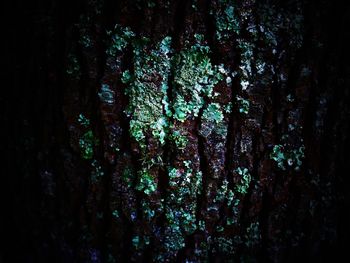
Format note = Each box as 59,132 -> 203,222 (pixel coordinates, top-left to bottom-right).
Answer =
2,0 -> 350,262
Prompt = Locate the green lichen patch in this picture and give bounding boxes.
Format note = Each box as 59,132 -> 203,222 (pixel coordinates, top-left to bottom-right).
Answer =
106,25 -> 135,56
77,114 -> 99,160
78,113 -> 90,127
212,0 -> 240,41
124,36 -> 172,148
169,129 -> 188,150
136,169 -> 157,195
199,103 -> 226,138
235,167 -> 251,194
270,144 -> 305,171
121,166 -> 135,188
202,103 -> 224,123
236,96 -> 250,114
162,162 -> 203,256
172,35 -> 224,122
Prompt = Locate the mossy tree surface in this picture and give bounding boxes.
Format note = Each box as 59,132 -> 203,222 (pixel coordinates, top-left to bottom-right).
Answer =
4,0 -> 350,262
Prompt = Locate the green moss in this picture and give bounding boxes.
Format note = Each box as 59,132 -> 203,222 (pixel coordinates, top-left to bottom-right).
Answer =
125,36 -> 172,148
173,35 -> 224,122
121,166 -> 135,187
120,32 -> 227,148
79,130 -> 99,160
77,114 -> 99,160
80,140 -> 92,158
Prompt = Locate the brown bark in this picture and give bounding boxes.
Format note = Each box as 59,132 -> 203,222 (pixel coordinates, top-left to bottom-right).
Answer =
2,0 -> 350,262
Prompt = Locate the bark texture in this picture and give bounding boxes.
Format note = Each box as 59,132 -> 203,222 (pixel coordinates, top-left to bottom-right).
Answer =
2,0 -> 350,262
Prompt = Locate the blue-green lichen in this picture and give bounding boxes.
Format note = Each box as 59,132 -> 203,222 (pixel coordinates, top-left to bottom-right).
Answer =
106,25 -> 135,56
202,103 -> 224,123
112,210 -> 120,219
212,1 -> 239,41
235,167 -> 251,194
236,96 -> 250,114
78,113 -> 90,127
270,144 -> 305,171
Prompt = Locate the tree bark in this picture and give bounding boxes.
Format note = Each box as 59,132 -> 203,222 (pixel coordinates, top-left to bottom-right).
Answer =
2,0 -> 350,262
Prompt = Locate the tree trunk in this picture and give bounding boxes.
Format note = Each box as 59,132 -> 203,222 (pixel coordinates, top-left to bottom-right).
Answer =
3,0 -> 350,262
